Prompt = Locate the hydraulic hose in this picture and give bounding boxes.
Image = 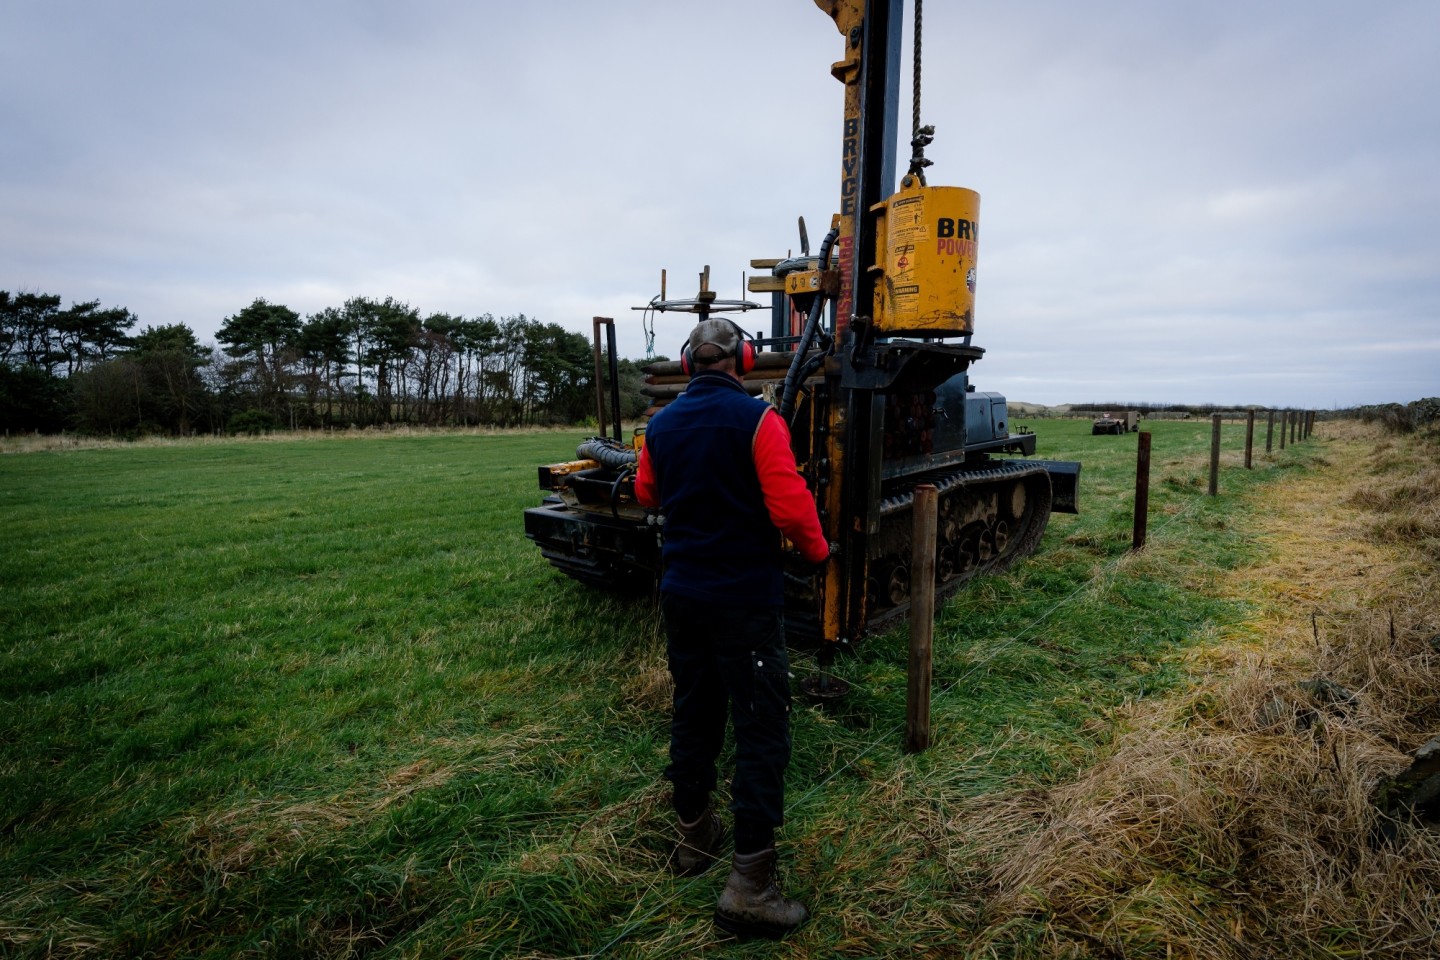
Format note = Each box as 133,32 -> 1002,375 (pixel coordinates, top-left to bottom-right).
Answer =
572,438 -> 638,519
607,464 -> 635,519
779,226 -> 840,424
576,436 -> 637,469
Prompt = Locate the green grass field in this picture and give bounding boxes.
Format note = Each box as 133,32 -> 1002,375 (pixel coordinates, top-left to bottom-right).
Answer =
2,419 -> 1324,957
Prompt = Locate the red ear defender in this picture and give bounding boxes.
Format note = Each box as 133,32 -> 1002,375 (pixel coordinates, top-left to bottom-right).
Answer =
680,339 -> 693,376
729,320 -> 755,376
736,337 -> 755,375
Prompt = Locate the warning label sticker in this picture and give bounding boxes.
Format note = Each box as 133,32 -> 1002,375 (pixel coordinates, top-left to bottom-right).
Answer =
890,282 -> 920,314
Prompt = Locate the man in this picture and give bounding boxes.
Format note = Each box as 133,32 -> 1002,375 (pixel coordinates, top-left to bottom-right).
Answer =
634,318 -> 830,940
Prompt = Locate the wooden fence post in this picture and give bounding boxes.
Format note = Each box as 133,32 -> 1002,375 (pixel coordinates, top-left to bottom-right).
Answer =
1266,410 -> 1275,453
1208,413 -> 1222,496
1244,409 -> 1255,469
1133,431 -> 1152,551
906,484 -> 938,754
1279,410 -> 1287,450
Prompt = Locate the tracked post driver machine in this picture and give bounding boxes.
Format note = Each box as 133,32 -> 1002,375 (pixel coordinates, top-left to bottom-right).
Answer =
522,0 -> 1081,682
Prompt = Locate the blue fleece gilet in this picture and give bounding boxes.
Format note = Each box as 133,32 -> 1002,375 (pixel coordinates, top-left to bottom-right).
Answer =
643,370 -> 785,606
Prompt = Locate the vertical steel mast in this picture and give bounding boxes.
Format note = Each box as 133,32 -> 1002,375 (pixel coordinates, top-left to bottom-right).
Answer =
814,0 -> 902,648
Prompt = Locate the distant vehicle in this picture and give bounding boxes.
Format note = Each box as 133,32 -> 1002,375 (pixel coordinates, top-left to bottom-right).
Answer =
1092,411 -> 1139,435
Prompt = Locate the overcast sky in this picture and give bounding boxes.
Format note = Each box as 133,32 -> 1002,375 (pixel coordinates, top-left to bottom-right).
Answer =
4,0 -> 1438,408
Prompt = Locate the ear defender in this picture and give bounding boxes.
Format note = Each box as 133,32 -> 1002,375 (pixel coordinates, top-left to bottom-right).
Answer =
731,320 -> 756,376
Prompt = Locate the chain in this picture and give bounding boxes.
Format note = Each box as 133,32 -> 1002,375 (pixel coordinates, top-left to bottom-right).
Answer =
913,0 -> 923,141
907,0 -> 934,183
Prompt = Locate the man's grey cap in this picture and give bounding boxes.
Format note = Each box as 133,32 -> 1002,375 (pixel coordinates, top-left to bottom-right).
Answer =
688,319 -> 739,364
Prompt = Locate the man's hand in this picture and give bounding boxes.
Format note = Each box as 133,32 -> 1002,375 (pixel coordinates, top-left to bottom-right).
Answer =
795,541 -> 837,570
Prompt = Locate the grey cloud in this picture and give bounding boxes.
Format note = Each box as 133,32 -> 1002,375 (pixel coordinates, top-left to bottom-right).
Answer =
3,0 -> 1437,406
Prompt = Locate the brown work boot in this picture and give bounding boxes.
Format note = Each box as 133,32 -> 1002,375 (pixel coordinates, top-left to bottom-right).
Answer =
673,809 -> 726,876
714,847 -> 809,940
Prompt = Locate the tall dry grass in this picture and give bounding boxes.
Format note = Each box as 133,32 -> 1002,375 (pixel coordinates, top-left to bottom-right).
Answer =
945,422 -> 1440,959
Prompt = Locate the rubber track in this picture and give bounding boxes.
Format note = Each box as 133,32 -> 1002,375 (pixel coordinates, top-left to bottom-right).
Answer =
809,459 -> 1054,642
536,459 -> 1056,645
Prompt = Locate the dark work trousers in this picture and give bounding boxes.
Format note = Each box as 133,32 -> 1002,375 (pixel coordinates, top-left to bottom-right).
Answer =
661,593 -> 792,832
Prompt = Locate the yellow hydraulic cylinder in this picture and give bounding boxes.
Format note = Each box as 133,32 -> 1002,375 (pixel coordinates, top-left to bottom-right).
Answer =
871,177 -> 981,336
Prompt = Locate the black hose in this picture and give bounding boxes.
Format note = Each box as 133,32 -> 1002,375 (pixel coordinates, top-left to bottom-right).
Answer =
576,437 -> 639,518
779,227 -> 839,424
577,436 -> 637,469
608,464 -> 635,519
796,351 -> 827,385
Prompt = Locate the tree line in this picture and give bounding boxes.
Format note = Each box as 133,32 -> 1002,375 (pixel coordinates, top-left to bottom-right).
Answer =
2,291 -> 650,435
